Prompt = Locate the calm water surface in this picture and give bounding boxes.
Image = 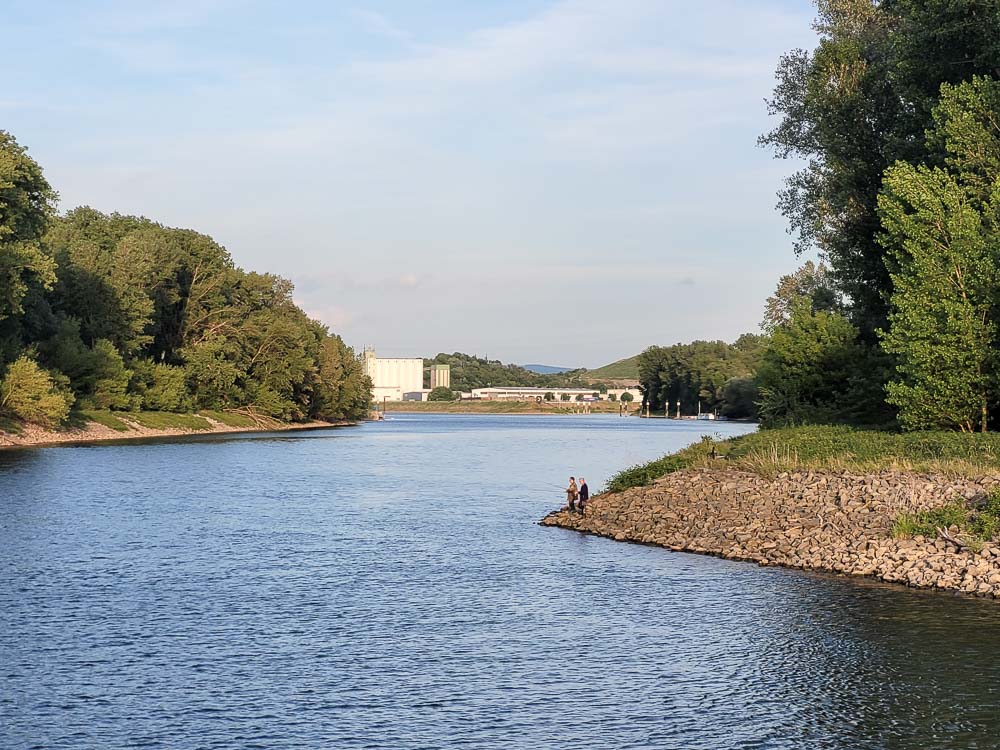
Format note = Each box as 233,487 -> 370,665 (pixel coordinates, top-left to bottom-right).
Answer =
2,414 -> 1000,749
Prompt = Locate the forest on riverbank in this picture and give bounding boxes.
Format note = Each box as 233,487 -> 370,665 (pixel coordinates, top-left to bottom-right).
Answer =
0,133 -> 371,429
637,1 -> 1000,434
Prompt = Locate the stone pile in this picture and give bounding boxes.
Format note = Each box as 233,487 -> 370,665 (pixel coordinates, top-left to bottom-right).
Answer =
541,468 -> 1000,598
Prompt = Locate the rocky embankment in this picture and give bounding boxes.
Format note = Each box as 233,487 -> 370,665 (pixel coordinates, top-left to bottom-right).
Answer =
541,468 -> 1000,598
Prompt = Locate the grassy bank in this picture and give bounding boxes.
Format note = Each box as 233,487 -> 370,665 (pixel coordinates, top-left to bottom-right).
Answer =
606,425 -> 1000,493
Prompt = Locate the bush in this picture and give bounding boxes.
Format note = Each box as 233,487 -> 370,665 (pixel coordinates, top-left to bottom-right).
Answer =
130,360 -> 191,412
183,338 -> 244,409
428,386 -> 455,401
88,339 -> 133,410
620,392 -> 634,403
0,355 -> 74,426
893,490 -> 1000,545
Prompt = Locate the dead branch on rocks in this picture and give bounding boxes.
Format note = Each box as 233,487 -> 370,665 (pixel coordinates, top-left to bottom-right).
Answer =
938,526 -> 973,550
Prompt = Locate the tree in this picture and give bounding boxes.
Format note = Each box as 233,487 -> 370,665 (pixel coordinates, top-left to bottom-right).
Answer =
0,132 -> 57,357
560,393 -> 571,401
0,135 -> 373,428
544,391 -> 555,401
607,393 -> 617,402
721,377 -> 759,419
130,360 -> 190,412
87,339 -> 132,410
0,355 -> 73,426
756,300 -> 888,427
878,78 -> 1000,432
620,391 -> 634,403
637,339 -> 762,414
762,261 -> 842,333
428,386 -> 455,401
761,1 -> 1000,338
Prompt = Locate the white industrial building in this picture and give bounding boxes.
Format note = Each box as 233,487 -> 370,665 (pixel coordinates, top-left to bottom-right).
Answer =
363,348 -> 424,403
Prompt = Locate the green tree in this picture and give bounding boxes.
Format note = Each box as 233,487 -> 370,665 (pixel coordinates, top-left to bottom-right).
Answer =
761,0 -> 1000,337
0,355 -> 73,426
637,339 -> 762,414
428,386 -> 455,401
130,360 -> 191,412
182,337 -> 244,409
0,132 -> 57,323
762,261 -> 842,333
756,300 -> 888,427
0,135 -> 374,429
87,339 -> 132,410
721,377 -> 759,419
544,391 -> 555,401
878,78 -> 1000,432
620,391 -> 634,403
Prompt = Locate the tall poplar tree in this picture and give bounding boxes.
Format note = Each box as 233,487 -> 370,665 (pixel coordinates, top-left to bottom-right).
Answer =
879,77 -> 1000,431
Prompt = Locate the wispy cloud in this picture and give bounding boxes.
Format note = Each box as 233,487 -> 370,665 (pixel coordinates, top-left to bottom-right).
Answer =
4,0 -> 816,365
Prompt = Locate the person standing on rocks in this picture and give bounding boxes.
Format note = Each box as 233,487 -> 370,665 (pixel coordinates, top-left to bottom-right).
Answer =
566,477 -> 579,512
578,478 -> 589,514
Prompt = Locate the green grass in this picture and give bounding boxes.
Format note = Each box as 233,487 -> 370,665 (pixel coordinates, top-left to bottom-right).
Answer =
124,411 -> 213,430
585,354 -> 640,380
79,409 -> 132,432
198,410 -> 258,428
893,490 -> 1000,548
605,425 -> 1000,493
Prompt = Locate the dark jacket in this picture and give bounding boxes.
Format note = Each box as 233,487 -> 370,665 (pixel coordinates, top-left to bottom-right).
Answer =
579,483 -> 589,501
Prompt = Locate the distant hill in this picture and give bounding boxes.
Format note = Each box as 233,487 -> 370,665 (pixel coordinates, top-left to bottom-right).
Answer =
521,364 -> 577,374
585,354 -> 640,380
425,353 -> 584,391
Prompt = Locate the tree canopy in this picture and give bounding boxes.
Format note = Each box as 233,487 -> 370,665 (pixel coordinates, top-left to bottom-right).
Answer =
637,336 -> 765,417
0,131 -> 371,427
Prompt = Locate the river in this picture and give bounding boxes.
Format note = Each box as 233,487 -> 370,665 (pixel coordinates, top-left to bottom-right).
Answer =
2,413 -> 1000,749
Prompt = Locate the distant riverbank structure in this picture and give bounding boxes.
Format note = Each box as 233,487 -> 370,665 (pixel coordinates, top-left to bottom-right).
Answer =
363,348 -> 452,402
429,364 -> 450,389
363,347 -> 423,402
471,386 -> 643,402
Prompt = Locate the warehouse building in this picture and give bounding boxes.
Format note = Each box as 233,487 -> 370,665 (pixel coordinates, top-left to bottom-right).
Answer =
363,347 -> 424,402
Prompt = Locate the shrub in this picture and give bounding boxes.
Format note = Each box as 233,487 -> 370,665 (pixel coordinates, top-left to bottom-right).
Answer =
893,490 -> 1000,545
88,339 -> 133,410
0,355 -> 74,426
428,386 -> 455,402
131,360 -> 191,412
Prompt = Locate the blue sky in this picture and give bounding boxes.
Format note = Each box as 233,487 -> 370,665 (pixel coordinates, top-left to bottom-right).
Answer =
2,0 -> 817,368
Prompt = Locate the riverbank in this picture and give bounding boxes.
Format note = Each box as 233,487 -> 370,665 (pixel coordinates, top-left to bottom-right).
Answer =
543,426 -> 1000,599
0,411 -> 348,449
542,466 -> 1000,598
384,400 -> 633,415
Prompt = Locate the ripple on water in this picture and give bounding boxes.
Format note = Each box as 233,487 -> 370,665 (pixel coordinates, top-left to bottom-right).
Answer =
2,415 -> 1000,749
